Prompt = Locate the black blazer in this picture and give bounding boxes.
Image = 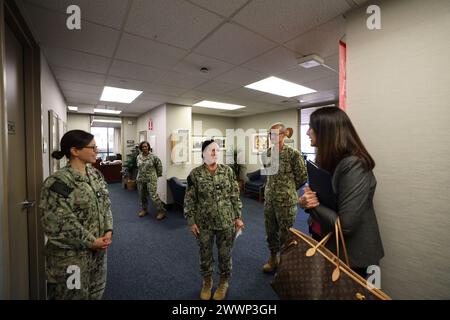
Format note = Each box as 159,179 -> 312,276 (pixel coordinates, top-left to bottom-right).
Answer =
309,156 -> 384,268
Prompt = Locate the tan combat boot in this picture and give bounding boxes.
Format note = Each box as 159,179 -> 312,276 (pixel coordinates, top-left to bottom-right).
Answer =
263,254 -> 279,273
212,278 -> 229,300
138,209 -> 148,217
156,211 -> 166,220
200,276 -> 213,300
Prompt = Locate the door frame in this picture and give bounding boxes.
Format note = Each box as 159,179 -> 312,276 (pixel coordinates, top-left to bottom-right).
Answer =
0,0 -> 44,299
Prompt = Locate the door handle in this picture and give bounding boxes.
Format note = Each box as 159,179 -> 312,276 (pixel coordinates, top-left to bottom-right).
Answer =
21,200 -> 35,209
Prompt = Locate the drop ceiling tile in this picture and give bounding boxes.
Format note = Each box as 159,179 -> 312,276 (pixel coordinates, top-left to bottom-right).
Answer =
193,80 -> 241,95
285,15 -> 346,58
188,0 -> 248,17
215,67 -> 266,86
233,0 -> 350,44
155,71 -> 207,90
24,0 -> 130,29
59,80 -> 103,95
194,22 -> 277,65
116,33 -> 188,69
125,0 -> 223,49
303,75 -> 339,92
226,87 -> 266,100
173,53 -> 235,79
43,47 -> 111,73
52,66 -> 106,85
242,46 -> 300,75
23,3 -> 119,57
64,90 -> 100,103
109,60 -> 167,83
278,65 -> 337,85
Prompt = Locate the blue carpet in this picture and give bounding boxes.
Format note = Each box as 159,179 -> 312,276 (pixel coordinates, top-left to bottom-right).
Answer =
103,183 -> 310,300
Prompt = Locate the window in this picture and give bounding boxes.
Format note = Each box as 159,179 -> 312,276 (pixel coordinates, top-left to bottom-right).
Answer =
91,127 -> 115,160
299,105 -> 337,163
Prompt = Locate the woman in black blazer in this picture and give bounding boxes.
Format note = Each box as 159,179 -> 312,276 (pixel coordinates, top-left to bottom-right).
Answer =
300,107 -> 384,278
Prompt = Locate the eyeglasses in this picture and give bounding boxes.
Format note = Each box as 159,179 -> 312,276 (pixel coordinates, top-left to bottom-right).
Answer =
269,131 -> 284,136
83,145 -> 98,151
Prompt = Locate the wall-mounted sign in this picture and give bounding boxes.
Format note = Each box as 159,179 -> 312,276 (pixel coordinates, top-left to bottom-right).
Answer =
8,121 -> 15,135
127,140 -> 135,144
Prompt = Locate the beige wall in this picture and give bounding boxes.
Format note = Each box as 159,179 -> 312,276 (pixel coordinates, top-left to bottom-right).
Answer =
235,108 -> 299,173
137,104 -> 167,201
346,0 -> 450,299
40,53 -> 67,179
192,113 -> 236,166
121,117 -> 137,158
166,105 -> 192,202
67,114 -> 90,133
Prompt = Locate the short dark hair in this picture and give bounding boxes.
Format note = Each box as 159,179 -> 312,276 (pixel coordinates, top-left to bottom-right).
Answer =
139,141 -> 151,151
201,139 -> 215,158
310,107 -> 375,173
51,130 -> 94,160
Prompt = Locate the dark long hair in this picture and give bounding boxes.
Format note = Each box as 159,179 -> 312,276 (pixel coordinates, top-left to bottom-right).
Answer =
309,107 -> 375,173
51,130 -> 94,160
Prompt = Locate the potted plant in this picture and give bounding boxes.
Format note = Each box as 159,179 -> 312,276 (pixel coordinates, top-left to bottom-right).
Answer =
122,145 -> 139,190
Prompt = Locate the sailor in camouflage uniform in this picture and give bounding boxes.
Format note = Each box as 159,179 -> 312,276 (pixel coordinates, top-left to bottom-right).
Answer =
136,141 -> 166,220
184,139 -> 244,301
261,123 -> 307,273
39,130 -> 113,300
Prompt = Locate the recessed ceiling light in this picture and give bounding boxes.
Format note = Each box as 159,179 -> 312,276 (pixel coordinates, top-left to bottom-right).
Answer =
67,106 -> 78,111
91,119 -> 122,124
245,76 -> 316,97
93,108 -> 122,114
100,86 -> 142,103
193,100 -> 246,110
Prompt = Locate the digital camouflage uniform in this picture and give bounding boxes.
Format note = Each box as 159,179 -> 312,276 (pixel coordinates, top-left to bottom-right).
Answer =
263,145 -> 307,254
184,164 -> 242,278
136,153 -> 166,212
39,165 -> 113,300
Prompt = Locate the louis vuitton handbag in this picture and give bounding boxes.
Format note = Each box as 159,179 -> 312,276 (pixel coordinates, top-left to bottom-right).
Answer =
271,219 -> 391,300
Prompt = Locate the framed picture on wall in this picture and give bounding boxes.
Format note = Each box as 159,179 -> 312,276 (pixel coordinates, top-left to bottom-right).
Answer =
213,136 -> 226,150
58,117 -> 67,167
139,130 -> 147,143
171,129 -> 189,163
48,110 -> 60,173
192,136 -> 204,152
252,133 -> 268,154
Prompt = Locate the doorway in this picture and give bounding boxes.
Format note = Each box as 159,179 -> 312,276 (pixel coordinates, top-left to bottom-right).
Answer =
0,0 -> 44,299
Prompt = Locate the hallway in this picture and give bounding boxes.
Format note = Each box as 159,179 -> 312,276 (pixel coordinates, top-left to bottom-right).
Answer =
103,183 -> 308,300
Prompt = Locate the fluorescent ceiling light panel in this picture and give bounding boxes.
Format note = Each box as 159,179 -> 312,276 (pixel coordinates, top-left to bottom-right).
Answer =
245,76 -> 316,97
93,108 -> 122,114
193,100 -> 246,110
92,119 -> 122,124
67,106 -> 78,111
100,86 -> 142,103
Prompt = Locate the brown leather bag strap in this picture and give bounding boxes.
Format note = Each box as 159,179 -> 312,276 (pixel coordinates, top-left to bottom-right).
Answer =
336,218 -> 350,266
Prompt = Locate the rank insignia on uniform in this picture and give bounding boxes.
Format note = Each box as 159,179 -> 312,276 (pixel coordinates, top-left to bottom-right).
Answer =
49,180 -> 74,198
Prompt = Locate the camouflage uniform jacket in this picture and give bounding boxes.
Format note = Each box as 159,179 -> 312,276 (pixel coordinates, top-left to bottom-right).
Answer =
39,165 -> 113,256
184,164 -> 242,230
136,153 -> 163,182
263,144 -> 308,206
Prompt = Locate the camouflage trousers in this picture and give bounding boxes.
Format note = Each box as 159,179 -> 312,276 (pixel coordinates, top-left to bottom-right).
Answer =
264,201 -> 297,254
45,250 -> 107,300
197,227 -> 235,278
137,180 -> 166,212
